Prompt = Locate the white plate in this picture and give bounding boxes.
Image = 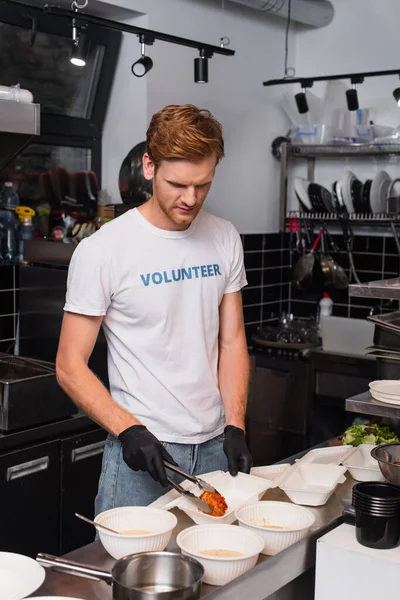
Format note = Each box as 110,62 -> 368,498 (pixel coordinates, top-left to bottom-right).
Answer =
370,380 -> 400,397
294,177 -> 312,210
339,171 -> 357,212
370,390 -> 400,405
370,170 -> 391,213
0,552 -> 45,600
297,446 -> 355,465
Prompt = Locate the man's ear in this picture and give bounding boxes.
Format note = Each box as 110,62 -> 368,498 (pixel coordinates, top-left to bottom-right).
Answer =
142,153 -> 155,181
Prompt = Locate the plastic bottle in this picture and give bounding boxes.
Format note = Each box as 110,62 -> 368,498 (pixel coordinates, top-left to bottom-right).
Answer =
0,182 -> 19,209
319,293 -> 333,317
16,206 -> 35,261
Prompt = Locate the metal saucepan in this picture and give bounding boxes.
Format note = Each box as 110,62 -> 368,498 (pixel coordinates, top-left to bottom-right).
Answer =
292,228 -> 323,290
37,552 -> 204,600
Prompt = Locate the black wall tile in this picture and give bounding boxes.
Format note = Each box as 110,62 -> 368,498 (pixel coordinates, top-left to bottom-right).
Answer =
246,269 -> 262,287
245,323 -> 261,345
0,315 -> 14,340
263,233 -> 281,250
261,302 -> 282,322
243,234 -> 264,251
0,267 -> 14,290
244,252 -> 263,269
290,300 -> 318,318
350,306 -> 371,320
243,305 -> 262,324
243,287 -> 262,307
263,251 -> 284,268
262,286 -> 281,303
263,269 -> 282,285
384,255 -> 400,275
0,291 -> 14,315
332,304 -> 349,317
353,253 -> 383,273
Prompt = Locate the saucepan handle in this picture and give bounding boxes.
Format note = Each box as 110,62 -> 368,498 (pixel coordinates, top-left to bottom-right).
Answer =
36,552 -> 113,585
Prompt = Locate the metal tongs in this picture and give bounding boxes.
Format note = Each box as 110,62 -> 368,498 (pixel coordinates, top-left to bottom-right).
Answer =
164,461 -> 220,515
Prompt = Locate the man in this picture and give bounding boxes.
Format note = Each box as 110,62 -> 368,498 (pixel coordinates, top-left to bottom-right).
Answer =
56,104 -> 252,513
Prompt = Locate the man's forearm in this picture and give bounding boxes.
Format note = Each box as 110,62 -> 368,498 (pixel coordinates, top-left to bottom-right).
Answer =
218,342 -> 250,430
57,362 -> 140,437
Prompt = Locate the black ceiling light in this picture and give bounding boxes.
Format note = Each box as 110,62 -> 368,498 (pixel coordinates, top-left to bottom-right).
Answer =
70,35 -> 89,67
295,79 -> 313,114
70,1 -> 89,67
195,49 -> 212,84
346,76 -> 363,111
132,34 -> 155,78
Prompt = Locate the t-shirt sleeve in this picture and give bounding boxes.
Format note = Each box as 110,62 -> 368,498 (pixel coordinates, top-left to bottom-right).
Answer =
64,239 -> 113,316
224,226 -> 247,294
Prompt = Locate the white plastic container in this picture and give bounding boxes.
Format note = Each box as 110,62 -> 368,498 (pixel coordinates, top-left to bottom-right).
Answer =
176,524 -> 264,586
319,294 -> 333,317
94,506 -> 177,559
250,464 -> 291,485
236,501 -> 315,556
278,463 -> 347,506
297,446 -> 355,465
178,472 -> 273,525
342,444 -> 384,482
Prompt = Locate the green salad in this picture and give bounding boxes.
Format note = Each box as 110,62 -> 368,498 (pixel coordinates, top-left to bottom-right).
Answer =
343,423 -> 399,446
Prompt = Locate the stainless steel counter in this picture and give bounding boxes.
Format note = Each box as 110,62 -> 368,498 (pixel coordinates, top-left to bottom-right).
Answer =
32,473 -> 354,599
346,391 -> 400,419
349,277 -> 400,300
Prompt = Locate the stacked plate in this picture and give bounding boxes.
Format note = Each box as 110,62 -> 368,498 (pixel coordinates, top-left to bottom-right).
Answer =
369,380 -> 400,405
294,170 -> 392,215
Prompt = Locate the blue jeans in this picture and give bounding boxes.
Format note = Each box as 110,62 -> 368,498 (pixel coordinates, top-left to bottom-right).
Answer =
95,433 -> 228,516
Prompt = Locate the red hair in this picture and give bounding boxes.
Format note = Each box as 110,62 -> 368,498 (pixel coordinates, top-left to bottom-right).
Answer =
146,104 -> 224,170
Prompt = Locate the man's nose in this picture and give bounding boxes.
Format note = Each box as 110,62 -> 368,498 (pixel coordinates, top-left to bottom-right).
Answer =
181,187 -> 197,207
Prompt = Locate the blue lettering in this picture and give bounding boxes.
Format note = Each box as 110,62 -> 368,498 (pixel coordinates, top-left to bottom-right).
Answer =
182,268 -> 192,280
192,266 -> 200,278
207,264 -> 214,276
201,265 -> 207,277
163,270 -> 172,283
152,272 -> 162,284
213,264 -> 221,276
140,273 -> 151,286
172,269 -> 181,282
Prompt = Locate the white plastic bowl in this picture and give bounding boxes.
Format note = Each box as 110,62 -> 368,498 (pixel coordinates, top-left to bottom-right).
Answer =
235,501 -> 315,555
342,444 -> 384,482
278,463 -> 347,506
95,506 -> 177,559
178,472 -> 272,525
176,524 -> 264,586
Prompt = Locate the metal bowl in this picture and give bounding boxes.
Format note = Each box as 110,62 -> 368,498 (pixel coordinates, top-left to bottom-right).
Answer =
371,444 -> 400,485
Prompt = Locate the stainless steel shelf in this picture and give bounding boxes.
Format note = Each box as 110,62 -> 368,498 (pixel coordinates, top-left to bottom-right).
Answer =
349,278 -> 400,300
346,391 -> 400,419
286,211 -> 400,223
287,144 -> 400,158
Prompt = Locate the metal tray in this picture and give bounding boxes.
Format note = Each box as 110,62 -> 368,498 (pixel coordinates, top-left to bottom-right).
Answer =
0,353 -> 78,431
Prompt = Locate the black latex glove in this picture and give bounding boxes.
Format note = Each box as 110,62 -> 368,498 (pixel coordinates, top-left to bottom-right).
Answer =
118,425 -> 177,487
223,425 -> 253,476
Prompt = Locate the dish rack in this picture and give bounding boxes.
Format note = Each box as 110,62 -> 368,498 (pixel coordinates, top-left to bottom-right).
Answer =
277,142 -> 400,231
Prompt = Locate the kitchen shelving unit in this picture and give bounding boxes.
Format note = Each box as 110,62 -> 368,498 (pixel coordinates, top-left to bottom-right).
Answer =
279,142 -> 400,232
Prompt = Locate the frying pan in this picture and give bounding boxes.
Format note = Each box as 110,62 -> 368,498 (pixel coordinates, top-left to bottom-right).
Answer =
292,228 -> 323,290
37,552 -> 204,600
321,225 -> 349,290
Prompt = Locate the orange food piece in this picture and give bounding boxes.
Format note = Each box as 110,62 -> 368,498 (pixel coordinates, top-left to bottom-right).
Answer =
200,491 -> 228,517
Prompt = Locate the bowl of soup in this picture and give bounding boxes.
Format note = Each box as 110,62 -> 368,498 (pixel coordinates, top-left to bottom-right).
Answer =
95,506 -> 177,559
176,524 -> 263,586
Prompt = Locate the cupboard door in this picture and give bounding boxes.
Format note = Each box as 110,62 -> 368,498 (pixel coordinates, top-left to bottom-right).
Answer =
60,428 -> 107,553
0,440 -> 60,557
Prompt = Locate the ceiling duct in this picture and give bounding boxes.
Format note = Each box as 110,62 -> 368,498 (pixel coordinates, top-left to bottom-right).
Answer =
227,0 -> 334,28
0,100 -> 40,170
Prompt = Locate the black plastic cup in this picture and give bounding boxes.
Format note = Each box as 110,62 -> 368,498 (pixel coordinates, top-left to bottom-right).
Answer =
352,482 -> 400,549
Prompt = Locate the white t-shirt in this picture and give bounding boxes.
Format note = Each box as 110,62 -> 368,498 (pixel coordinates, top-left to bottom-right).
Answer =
64,208 -> 247,444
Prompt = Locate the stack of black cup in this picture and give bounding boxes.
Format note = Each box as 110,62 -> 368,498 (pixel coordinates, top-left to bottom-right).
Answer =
352,482 -> 400,549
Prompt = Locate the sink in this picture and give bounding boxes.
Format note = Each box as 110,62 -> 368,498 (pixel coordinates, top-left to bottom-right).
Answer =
320,316 -> 374,357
